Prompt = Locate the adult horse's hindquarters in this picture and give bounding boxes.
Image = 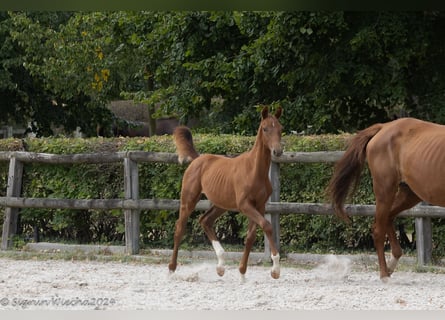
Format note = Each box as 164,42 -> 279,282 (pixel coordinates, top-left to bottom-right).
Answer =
328,117 -> 445,281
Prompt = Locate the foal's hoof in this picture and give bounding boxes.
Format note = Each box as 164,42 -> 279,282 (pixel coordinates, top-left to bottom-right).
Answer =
216,266 -> 225,277
168,263 -> 176,273
271,270 -> 280,279
380,276 -> 390,284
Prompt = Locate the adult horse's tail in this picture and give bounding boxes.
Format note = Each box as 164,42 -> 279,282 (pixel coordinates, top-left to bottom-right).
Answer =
327,123 -> 384,223
173,126 -> 199,164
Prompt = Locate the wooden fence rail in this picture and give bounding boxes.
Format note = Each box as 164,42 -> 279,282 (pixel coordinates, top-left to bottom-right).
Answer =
0,126 -> 25,139
0,150 -> 442,265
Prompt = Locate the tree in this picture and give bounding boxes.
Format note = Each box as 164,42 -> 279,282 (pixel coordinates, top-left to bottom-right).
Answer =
5,11 -> 445,136
10,11 -> 165,136
127,11 -> 445,134
0,12 -> 71,134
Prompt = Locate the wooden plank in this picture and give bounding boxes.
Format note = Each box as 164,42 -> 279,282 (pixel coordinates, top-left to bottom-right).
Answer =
0,197 -> 209,210
0,151 -> 344,165
1,197 -> 445,219
272,151 -> 344,163
124,157 -> 140,255
5,151 -> 125,164
0,151 -> 179,164
1,157 -> 23,249
128,151 -> 178,163
0,127 -> 25,138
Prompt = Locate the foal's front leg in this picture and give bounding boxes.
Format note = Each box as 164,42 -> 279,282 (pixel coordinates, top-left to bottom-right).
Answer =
240,203 -> 280,279
239,219 -> 257,281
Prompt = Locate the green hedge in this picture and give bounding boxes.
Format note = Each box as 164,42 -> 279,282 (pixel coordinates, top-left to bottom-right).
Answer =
0,134 -> 444,259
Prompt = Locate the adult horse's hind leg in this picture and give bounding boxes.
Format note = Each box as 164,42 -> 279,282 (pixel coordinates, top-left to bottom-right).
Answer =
373,180 -> 421,281
199,205 -> 226,276
370,163 -> 399,281
386,184 -> 421,275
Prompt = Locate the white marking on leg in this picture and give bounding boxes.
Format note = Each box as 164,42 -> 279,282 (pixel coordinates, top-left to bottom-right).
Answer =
381,276 -> 390,284
239,273 -> 246,284
212,240 -> 225,276
271,253 -> 280,279
387,254 -> 399,274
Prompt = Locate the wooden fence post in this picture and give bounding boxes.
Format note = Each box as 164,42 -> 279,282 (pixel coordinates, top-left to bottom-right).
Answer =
1,126 -> 13,138
415,210 -> 432,266
6,126 -> 13,138
123,156 -> 140,254
265,162 -> 281,259
1,157 -> 23,249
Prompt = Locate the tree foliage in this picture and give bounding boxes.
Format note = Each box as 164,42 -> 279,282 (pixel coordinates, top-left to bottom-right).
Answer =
2,11 -> 445,136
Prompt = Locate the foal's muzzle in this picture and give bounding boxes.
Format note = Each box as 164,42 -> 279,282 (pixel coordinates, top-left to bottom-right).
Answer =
272,147 -> 283,157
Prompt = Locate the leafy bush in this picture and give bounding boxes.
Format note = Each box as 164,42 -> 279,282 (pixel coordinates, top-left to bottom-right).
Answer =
0,133 -> 434,257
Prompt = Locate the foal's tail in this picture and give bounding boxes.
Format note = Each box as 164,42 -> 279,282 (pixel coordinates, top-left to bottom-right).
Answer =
173,126 -> 200,164
326,123 -> 384,223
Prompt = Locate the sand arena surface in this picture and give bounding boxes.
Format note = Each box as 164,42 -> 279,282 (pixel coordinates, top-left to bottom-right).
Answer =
1,254 -> 445,310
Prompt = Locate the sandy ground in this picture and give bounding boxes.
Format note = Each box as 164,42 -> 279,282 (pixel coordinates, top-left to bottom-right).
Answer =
1,253 -> 445,311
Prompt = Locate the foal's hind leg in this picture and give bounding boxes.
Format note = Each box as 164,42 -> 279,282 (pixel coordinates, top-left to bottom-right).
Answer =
168,205 -> 195,273
386,184 -> 421,275
199,205 -> 226,276
168,185 -> 202,273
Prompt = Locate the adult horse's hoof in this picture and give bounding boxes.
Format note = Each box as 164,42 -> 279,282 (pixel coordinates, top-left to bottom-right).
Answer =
216,266 -> 225,277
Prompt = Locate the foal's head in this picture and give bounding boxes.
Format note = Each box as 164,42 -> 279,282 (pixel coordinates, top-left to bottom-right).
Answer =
260,106 -> 283,157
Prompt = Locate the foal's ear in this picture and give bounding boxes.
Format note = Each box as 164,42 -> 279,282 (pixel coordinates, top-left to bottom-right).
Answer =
261,106 -> 269,119
275,106 -> 282,119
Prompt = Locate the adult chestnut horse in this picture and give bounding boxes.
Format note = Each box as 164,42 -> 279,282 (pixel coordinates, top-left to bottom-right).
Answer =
327,117 -> 445,281
168,106 -> 283,279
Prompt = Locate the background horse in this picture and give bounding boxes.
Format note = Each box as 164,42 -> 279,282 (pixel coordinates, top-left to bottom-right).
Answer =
327,117 -> 445,281
168,106 -> 283,279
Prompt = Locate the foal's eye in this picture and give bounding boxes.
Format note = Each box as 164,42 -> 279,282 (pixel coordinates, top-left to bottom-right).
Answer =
263,127 -> 268,132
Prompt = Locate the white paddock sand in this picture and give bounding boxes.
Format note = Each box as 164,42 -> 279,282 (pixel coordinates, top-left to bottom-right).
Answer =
1,252 -> 445,310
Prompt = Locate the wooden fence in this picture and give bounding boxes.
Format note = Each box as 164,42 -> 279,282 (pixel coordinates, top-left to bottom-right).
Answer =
0,126 -> 25,138
0,150 -> 443,265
